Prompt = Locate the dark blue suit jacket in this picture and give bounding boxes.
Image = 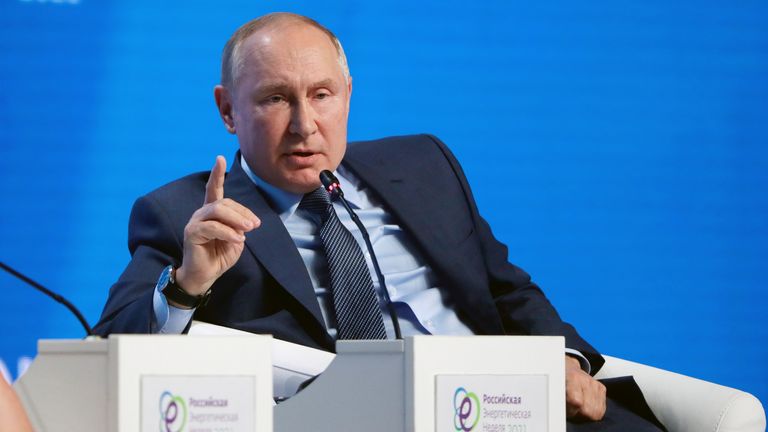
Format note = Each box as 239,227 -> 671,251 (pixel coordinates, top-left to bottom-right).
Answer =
94,134 -> 604,373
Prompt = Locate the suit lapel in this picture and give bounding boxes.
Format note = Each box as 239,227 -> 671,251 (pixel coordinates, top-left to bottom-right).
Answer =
224,154 -> 326,329
342,144 -> 503,335
342,149 -> 466,282
223,142 -> 501,337
341,151 -> 451,259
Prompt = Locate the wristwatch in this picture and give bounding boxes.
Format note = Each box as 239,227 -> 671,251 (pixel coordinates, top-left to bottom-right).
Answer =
157,265 -> 211,309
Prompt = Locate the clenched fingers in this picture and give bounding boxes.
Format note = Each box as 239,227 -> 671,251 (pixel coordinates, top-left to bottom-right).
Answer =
185,220 -> 246,245
195,198 -> 260,232
565,357 -> 607,421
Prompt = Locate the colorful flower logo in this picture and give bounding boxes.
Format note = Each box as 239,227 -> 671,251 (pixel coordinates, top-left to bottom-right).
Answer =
453,387 -> 481,431
159,391 -> 187,432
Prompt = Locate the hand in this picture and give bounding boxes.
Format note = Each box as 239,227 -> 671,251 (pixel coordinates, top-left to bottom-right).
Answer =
174,156 -> 261,297
565,355 -> 607,421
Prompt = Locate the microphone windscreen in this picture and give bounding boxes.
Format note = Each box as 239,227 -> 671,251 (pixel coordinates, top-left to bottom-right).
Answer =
319,170 -> 338,189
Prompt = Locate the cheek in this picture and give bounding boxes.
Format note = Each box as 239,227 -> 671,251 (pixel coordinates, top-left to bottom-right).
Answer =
244,114 -> 286,148
332,143 -> 347,163
318,102 -> 349,135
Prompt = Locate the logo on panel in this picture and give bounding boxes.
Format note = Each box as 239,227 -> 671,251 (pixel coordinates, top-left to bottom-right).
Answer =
454,387 -> 481,431
159,390 -> 188,432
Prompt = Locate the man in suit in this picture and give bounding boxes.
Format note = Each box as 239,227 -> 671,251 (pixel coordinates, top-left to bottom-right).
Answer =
95,12 -> 662,431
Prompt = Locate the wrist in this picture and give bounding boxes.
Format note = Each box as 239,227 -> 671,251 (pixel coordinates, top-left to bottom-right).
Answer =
158,265 -> 212,309
565,355 -> 581,369
174,266 -> 211,297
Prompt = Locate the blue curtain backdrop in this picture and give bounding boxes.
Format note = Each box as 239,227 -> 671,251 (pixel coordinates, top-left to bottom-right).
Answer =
1,0 -> 766,406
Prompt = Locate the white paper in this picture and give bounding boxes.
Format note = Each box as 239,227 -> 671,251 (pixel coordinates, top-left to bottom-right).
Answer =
188,321 -> 336,398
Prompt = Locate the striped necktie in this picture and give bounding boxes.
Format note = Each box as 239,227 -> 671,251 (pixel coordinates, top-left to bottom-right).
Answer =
299,187 -> 387,340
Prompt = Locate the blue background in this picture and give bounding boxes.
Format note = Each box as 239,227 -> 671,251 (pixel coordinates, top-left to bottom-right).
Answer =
1,0 -> 766,408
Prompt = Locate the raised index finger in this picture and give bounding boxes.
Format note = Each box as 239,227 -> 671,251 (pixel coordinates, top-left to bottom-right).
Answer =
204,155 -> 226,205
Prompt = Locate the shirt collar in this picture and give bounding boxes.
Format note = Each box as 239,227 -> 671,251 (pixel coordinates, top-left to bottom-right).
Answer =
240,155 -> 362,222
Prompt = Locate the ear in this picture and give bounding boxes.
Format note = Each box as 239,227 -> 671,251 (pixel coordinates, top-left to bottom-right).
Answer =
344,75 -> 353,111
214,85 -> 236,134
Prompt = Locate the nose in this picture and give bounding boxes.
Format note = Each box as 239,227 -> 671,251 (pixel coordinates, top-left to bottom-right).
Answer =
289,99 -> 318,138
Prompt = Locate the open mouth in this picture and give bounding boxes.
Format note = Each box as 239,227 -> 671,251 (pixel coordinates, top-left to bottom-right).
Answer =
285,151 -> 319,168
292,151 -> 314,157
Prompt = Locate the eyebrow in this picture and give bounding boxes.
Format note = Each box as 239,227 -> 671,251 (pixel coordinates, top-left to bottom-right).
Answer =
255,79 -> 338,96
310,79 -> 337,90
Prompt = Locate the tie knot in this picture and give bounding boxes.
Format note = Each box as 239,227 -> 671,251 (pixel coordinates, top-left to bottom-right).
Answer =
300,187 -> 332,217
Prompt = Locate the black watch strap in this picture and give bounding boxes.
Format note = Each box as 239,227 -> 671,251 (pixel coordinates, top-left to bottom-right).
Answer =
158,265 -> 211,309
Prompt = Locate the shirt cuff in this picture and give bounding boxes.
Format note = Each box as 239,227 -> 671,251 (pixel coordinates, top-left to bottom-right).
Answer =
152,282 -> 195,334
565,348 -> 591,375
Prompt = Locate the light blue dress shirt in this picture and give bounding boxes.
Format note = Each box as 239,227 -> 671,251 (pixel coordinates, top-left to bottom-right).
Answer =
151,157 -> 589,371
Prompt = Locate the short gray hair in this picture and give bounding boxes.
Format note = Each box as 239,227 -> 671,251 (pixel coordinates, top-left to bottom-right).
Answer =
220,12 -> 350,89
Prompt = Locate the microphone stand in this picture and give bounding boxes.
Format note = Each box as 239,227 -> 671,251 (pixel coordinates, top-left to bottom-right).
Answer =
1,261 -> 95,337
320,171 -> 403,340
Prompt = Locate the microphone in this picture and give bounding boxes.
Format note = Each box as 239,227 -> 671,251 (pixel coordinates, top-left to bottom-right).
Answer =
319,170 -> 343,198
319,170 -> 402,340
1,261 -> 96,337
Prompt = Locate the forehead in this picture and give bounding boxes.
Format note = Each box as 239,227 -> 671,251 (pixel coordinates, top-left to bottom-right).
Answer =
237,23 -> 342,83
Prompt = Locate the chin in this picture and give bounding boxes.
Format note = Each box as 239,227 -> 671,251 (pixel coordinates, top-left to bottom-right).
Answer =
282,173 -> 322,194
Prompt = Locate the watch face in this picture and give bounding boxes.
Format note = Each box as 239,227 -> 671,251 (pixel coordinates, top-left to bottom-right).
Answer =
160,265 -> 202,308
158,265 -> 172,289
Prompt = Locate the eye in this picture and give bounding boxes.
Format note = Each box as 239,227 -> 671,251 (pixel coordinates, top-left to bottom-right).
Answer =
264,95 -> 286,104
315,91 -> 330,100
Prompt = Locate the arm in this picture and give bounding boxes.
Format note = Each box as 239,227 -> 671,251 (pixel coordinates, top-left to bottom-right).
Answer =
94,157 -> 260,336
425,134 -> 606,420
94,192 -> 185,335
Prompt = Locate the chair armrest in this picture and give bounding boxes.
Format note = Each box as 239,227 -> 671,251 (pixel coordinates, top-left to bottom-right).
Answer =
594,355 -> 765,432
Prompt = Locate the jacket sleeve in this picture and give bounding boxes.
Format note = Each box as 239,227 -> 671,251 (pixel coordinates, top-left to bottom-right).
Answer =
93,193 -> 185,335
425,134 -> 605,374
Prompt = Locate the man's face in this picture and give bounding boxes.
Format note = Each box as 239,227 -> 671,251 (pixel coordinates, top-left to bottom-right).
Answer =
220,23 -> 351,194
